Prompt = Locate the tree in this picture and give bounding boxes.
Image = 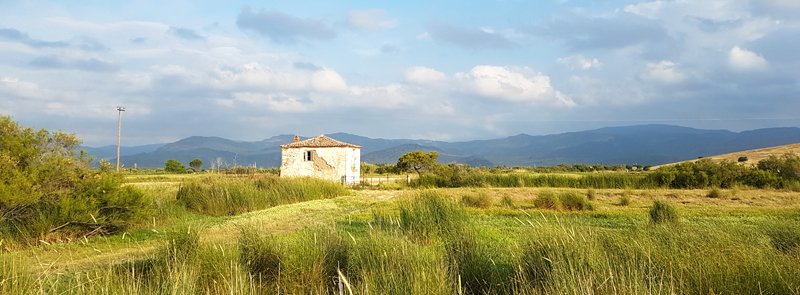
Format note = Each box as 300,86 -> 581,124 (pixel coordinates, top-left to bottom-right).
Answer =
165,159 -> 185,173
738,156 -> 748,163
0,116 -> 148,246
397,151 -> 438,175
189,158 -> 203,170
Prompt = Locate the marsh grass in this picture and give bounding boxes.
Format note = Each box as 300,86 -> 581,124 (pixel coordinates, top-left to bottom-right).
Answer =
398,190 -> 467,243
500,194 -> 515,208
619,195 -> 631,206
650,200 -> 679,225
461,191 -> 492,208
534,190 -> 562,210
516,222 -> 800,294
177,176 -> 348,216
534,190 -> 594,211
706,187 -> 723,198
6,188 -> 800,295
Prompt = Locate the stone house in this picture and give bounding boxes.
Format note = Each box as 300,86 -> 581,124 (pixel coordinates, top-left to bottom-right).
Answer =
279,135 -> 361,184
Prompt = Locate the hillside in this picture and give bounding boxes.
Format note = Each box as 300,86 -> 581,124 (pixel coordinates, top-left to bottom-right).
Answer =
81,125 -> 800,169
653,142 -> 800,169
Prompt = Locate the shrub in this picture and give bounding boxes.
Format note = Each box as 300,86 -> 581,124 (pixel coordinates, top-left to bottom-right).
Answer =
649,200 -> 679,224
461,192 -> 491,208
534,190 -> 561,210
738,156 -> 748,162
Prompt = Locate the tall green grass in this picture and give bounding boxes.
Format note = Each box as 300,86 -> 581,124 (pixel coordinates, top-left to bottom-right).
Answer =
516,222 -> 800,294
414,172 -> 655,189
177,176 -> 348,216
5,190 -> 800,295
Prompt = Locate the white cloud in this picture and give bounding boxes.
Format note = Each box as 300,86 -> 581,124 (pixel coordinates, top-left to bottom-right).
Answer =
346,9 -> 397,30
455,65 -> 570,105
624,0 -> 750,22
0,77 -> 48,99
405,66 -> 446,84
557,55 -> 602,70
729,46 -> 767,70
642,60 -> 684,83
311,69 -> 348,93
232,92 -> 309,113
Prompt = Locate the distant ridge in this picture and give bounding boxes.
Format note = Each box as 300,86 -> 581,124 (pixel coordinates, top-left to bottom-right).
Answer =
653,142 -> 800,169
80,125 -> 800,169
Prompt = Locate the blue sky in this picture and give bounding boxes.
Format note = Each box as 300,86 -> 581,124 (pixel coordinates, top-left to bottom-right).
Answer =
1,0 -> 799,146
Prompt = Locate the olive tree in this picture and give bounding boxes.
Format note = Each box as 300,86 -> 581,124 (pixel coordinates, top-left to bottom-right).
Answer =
397,151 -> 439,175
189,158 -> 203,170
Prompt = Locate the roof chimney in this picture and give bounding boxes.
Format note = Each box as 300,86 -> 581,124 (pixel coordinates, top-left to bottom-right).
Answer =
293,135 -> 299,143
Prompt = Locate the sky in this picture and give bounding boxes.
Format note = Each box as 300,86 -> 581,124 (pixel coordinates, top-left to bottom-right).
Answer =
1,0 -> 799,146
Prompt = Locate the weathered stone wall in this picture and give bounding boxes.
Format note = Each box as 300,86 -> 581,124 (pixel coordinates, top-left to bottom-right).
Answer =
280,147 -> 360,184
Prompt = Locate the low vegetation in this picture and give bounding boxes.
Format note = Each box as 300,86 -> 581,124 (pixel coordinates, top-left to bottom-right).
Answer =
176,176 -> 349,216
3,121 -> 800,294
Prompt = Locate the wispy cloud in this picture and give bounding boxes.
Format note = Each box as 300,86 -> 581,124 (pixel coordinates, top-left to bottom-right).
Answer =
236,7 -> 335,43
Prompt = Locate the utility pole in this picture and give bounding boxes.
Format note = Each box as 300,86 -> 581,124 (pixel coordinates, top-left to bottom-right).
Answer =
116,106 -> 125,172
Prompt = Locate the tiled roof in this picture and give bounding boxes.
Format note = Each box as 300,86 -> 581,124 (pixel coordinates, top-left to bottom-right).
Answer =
280,135 -> 362,149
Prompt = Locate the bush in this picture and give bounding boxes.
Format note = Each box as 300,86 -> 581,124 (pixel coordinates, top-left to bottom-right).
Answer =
649,200 -> 679,225
534,190 -> 561,210
164,159 -> 185,173
738,156 -> 748,162
0,116 -> 151,246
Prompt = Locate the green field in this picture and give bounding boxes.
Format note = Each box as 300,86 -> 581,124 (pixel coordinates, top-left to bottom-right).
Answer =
2,174 -> 800,294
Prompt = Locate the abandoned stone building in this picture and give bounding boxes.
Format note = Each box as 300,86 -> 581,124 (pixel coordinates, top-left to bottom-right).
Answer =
279,135 -> 361,184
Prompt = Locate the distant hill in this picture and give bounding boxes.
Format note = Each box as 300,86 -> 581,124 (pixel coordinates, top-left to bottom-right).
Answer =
653,142 -> 800,169
81,125 -> 800,169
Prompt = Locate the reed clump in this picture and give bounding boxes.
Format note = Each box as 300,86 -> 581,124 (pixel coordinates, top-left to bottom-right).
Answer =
177,176 -> 348,216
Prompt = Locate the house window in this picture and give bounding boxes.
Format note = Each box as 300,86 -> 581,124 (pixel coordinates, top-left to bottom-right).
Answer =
304,151 -> 312,161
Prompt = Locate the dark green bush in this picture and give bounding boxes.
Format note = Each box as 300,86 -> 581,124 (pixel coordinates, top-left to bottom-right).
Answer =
0,116 -> 150,246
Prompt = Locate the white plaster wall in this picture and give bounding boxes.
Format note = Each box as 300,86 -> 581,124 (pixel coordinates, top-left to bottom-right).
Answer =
344,147 -> 360,184
281,147 -> 360,184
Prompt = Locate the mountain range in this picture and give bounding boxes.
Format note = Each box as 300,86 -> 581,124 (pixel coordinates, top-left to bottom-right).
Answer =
80,125 -> 800,169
